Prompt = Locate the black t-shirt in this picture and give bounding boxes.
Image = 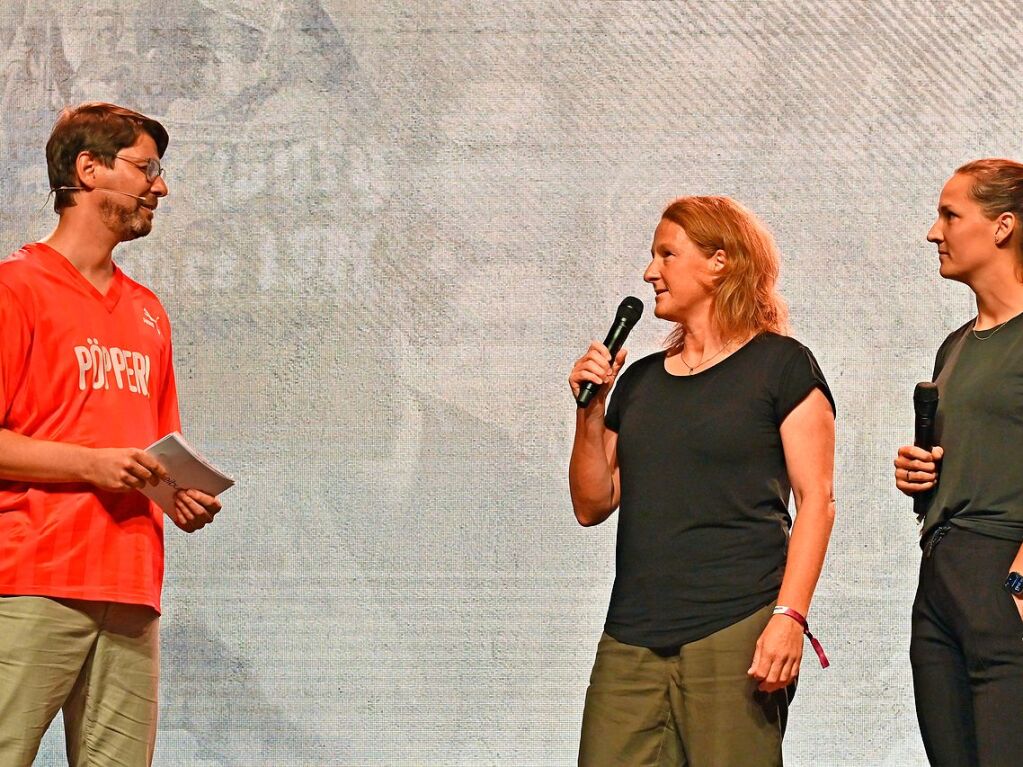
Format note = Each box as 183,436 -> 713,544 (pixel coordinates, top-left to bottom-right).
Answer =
923,312 -> 1023,542
603,332 -> 835,648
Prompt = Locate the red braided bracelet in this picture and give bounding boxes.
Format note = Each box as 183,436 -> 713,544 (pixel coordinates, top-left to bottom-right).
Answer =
773,606 -> 830,669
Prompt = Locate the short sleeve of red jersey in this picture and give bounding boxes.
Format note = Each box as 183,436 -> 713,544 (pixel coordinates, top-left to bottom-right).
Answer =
0,282 -> 32,425
157,331 -> 181,436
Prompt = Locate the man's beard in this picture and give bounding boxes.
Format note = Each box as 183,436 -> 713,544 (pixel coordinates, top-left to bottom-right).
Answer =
99,196 -> 152,241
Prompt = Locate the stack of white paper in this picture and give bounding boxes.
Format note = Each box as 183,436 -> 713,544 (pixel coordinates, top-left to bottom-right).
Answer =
140,432 -> 235,514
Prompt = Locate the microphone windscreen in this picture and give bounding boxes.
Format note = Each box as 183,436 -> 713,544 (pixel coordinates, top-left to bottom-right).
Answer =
914,381 -> 939,406
616,296 -> 644,326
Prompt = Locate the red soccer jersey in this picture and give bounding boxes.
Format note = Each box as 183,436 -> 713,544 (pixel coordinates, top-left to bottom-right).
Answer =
0,242 -> 180,612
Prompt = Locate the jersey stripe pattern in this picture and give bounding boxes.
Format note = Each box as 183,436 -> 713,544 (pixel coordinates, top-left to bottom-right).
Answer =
0,243 -> 180,612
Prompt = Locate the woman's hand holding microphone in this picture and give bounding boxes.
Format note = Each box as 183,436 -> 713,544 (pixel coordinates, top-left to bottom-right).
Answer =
894,445 -> 944,495
569,342 -> 627,409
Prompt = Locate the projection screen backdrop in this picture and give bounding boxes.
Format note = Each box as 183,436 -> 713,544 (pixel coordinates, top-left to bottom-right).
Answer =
0,1 -> 1012,764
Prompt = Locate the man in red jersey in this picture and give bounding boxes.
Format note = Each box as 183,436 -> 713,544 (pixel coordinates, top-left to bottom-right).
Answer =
0,102 -> 223,766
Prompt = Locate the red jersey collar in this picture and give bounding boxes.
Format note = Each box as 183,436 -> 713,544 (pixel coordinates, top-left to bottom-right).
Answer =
28,242 -> 124,313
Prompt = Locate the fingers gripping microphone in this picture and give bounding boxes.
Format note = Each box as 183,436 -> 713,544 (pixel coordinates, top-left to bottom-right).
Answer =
576,296 -> 644,408
913,382 -> 939,519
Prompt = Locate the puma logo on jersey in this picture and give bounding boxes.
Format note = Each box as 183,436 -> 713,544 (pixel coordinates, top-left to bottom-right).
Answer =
142,308 -> 161,335
73,338 -> 152,396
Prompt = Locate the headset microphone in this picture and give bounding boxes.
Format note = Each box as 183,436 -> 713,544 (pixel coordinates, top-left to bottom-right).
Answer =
52,186 -> 149,203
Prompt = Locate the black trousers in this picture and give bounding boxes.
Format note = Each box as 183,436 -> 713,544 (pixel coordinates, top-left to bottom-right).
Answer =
911,525 -> 1023,767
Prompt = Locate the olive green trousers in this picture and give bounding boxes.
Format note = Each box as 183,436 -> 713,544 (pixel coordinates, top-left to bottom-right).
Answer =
579,603 -> 793,767
0,596 -> 159,767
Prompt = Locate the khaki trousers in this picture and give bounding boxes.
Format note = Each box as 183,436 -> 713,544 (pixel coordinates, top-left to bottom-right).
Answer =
0,596 -> 159,767
579,603 -> 793,767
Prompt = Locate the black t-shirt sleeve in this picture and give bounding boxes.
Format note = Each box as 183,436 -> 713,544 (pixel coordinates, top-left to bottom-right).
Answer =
604,354 -> 650,433
774,344 -> 836,423
604,369 -> 627,432
932,321 -> 972,381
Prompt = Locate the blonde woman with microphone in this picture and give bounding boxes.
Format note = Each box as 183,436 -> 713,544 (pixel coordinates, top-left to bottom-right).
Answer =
569,196 -> 836,766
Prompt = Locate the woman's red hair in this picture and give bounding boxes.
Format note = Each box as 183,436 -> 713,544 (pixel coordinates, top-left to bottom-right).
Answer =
660,196 -> 788,351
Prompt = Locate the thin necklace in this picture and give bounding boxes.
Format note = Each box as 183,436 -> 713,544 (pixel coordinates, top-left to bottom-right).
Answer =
679,338 -> 733,375
972,318 -> 1010,341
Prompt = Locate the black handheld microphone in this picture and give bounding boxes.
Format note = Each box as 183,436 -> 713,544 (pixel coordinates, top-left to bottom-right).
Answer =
913,381 -> 939,519
576,296 -> 644,408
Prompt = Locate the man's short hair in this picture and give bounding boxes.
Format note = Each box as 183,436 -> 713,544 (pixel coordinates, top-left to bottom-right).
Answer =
47,102 -> 169,213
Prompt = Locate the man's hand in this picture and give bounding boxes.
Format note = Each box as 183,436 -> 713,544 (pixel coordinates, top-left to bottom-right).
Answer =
168,488 -> 221,533
83,447 -> 168,492
747,614 -> 804,693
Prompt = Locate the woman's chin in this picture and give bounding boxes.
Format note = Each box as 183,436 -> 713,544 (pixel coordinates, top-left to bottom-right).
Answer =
653,303 -> 683,322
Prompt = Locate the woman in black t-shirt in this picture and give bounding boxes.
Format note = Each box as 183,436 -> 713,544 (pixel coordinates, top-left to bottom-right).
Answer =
569,196 -> 836,767
894,159 -> 1023,766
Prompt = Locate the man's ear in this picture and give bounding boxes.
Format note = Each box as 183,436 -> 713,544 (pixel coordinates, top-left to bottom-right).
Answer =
74,151 -> 100,191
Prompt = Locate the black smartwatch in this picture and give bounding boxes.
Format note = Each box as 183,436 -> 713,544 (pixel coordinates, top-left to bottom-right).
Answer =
1004,571 -> 1023,596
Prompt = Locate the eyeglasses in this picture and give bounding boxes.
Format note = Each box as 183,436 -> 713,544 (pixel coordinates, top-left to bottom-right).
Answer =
115,155 -> 164,183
